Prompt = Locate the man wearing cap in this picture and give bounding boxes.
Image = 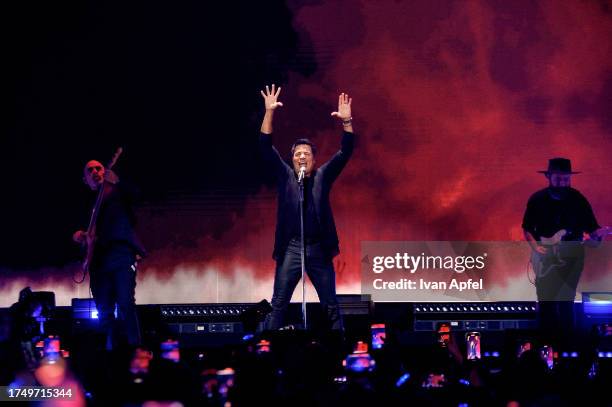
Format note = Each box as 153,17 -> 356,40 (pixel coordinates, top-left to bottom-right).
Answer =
522,158 -> 608,337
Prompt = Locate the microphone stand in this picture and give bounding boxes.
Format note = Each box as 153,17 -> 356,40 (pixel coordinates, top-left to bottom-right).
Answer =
298,171 -> 307,330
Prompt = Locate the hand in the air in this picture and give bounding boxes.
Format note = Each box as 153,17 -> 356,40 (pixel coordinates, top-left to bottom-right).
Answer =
331,92 -> 352,120
260,84 -> 283,111
73,230 -> 88,244
104,169 -> 119,184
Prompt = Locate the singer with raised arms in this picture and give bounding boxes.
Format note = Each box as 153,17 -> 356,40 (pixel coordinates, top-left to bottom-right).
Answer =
259,84 -> 355,331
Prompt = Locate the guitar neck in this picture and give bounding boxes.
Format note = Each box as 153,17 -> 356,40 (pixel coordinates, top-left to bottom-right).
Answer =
85,147 -> 123,235
86,183 -> 106,234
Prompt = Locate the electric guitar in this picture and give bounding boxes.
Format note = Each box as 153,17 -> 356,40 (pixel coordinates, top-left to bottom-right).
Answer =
534,226 -> 611,278
82,147 -> 123,274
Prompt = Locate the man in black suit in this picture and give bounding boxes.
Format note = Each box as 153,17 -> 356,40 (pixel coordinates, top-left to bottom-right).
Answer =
259,84 -> 355,330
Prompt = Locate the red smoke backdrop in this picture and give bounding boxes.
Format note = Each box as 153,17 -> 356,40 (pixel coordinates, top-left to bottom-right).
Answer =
3,0 -> 612,304
143,0 -> 612,291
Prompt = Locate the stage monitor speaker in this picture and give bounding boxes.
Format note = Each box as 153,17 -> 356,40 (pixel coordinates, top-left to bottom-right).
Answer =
71,298 -> 115,334
581,292 -> 612,339
582,292 -> 612,316
337,294 -> 373,316
158,302 -> 272,347
412,301 -> 537,331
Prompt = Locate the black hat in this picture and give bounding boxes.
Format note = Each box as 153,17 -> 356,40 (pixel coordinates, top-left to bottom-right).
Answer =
538,157 -> 580,174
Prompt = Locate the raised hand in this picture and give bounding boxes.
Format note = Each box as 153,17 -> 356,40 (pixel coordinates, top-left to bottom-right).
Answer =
73,230 -> 87,244
72,230 -> 93,246
260,84 -> 283,111
331,92 -> 352,121
104,169 -> 119,184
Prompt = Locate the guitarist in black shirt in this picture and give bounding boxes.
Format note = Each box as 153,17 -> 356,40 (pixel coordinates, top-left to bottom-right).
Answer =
522,158 -> 608,339
73,159 -> 145,349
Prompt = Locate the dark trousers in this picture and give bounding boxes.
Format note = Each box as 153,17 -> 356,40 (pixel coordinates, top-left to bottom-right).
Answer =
532,243 -> 584,339
265,238 -> 343,331
90,244 -> 141,349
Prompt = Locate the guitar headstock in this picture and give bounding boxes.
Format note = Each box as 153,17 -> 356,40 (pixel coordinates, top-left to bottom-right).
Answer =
107,147 -> 123,170
540,229 -> 567,245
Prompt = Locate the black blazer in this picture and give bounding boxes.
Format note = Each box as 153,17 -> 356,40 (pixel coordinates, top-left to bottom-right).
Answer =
259,131 -> 355,260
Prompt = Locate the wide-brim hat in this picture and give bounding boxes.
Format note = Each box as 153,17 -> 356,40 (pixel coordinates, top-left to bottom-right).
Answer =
537,157 -> 580,174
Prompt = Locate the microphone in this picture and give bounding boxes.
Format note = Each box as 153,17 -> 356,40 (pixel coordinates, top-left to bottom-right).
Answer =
298,165 -> 306,183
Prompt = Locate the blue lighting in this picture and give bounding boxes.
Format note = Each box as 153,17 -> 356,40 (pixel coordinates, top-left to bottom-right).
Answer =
458,379 -> 470,386
570,352 -> 579,358
492,351 -> 500,358
89,306 -> 117,319
583,301 -> 612,315
561,352 -> 569,358
396,373 -> 411,387
582,292 -> 612,315
242,334 -> 254,341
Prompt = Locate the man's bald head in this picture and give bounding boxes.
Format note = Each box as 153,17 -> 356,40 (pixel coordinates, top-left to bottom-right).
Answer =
83,160 -> 105,190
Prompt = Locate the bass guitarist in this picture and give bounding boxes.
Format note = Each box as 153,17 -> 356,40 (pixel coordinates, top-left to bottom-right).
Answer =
72,159 -> 145,349
522,157 -> 608,339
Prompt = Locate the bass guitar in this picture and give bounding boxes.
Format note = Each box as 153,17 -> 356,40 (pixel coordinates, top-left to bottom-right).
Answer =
81,147 -> 123,274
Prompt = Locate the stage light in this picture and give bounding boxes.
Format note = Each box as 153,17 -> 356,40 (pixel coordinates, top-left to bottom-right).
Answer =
396,373 -> 411,387
160,304 -> 254,319
87,306 -> 117,319
412,302 -> 537,315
